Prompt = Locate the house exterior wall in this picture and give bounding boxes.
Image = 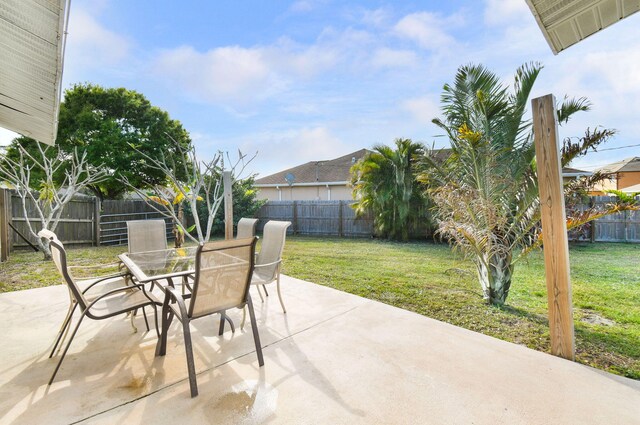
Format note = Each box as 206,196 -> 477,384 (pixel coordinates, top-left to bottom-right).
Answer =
617,172 -> 640,189
257,184 -> 353,201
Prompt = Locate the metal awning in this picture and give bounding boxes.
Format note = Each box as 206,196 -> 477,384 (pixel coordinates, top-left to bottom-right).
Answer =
526,0 -> 640,54
0,0 -> 70,145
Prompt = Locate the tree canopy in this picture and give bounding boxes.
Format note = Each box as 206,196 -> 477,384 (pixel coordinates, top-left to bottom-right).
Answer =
418,63 -> 619,305
6,83 -> 192,199
351,139 -> 428,241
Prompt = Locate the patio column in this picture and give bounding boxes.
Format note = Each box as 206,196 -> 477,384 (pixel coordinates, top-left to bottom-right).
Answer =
532,94 -> 575,361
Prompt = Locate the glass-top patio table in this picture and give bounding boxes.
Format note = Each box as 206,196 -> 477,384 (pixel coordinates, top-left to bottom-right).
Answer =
118,246 -> 198,286
118,245 -> 239,332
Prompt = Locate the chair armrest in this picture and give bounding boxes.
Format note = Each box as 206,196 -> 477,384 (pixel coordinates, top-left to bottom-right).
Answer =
85,283 -> 148,310
254,259 -> 282,269
82,272 -> 132,294
163,286 -> 189,320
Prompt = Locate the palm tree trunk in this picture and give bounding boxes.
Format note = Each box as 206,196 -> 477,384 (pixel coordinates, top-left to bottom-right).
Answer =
476,251 -> 514,305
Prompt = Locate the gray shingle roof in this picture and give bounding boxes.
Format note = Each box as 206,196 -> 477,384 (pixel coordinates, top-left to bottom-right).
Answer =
597,157 -> 640,173
256,149 -> 371,185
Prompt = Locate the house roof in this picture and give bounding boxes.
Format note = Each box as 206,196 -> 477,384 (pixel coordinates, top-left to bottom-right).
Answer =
596,157 -> 640,173
562,167 -> 592,176
526,0 -> 640,54
0,0 -> 70,145
255,149 -> 370,186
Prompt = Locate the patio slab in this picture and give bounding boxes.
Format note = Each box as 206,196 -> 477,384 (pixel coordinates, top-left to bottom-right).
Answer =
0,275 -> 638,424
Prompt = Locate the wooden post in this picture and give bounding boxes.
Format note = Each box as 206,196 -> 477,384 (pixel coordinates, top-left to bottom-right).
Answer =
223,171 -> 233,240
532,94 -> 575,361
338,200 -> 343,237
0,189 -> 9,262
93,197 -> 101,246
589,197 -> 596,243
292,200 -> 297,235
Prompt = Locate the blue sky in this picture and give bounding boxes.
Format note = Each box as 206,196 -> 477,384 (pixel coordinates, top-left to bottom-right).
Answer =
1,0 -> 639,177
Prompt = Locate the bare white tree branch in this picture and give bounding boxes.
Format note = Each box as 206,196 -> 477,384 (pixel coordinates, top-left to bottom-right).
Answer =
0,143 -> 109,259
121,135 -> 256,244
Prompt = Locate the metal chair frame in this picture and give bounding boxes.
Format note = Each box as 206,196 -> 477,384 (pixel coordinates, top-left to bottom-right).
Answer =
155,237 -> 264,397
39,230 -> 159,385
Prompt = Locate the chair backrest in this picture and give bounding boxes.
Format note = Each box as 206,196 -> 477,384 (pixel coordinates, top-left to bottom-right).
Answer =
38,229 -> 89,311
189,237 -> 257,319
236,218 -> 258,239
256,220 -> 291,281
127,219 -> 168,253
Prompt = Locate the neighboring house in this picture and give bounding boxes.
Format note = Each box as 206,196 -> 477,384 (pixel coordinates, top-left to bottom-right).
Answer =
256,148 -> 593,201
255,149 -> 370,201
562,167 -> 592,184
593,157 -> 640,193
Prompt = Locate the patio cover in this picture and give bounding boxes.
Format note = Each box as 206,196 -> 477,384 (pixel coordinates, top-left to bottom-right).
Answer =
0,0 -> 70,145
526,0 -> 640,54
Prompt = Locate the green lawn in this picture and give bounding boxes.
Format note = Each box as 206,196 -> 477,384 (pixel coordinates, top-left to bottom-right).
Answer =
1,237 -> 639,379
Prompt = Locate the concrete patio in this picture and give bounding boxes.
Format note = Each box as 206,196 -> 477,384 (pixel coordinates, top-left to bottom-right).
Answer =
0,275 -> 639,424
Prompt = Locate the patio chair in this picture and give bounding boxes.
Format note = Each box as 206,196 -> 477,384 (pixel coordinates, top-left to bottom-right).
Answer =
236,218 -> 258,239
127,219 -> 168,253
126,219 -> 169,290
38,229 -> 159,386
241,220 -> 291,329
155,237 -> 263,397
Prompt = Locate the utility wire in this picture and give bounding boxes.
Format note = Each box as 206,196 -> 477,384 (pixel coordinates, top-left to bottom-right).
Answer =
594,143 -> 640,152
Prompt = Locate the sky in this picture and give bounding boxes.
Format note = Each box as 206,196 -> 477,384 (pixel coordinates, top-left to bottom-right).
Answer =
1,0 -> 639,177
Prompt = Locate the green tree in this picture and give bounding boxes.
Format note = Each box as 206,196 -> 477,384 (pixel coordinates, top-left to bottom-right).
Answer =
7,83 -> 192,199
351,138 -> 427,241
418,63 -> 626,305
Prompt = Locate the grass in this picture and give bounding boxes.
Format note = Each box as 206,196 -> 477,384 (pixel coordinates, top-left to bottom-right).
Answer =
1,237 -> 639,379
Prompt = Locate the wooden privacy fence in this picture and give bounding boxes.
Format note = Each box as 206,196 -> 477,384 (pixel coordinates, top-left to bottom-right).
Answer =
256,200 -> 374,237
256,200 -> 433,238
590,195 -> 640,242
8,193 -> 97,249
1,191 -> 639,256
0,189 -> 174,254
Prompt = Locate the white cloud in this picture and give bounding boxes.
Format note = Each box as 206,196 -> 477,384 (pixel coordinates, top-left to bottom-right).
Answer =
401,96 -> 440,125
483,0 -> 531,26
150,28 -> 373,108
394,12 -> 462,50
251,126 -> 344,167
65,8 -> 131,70
0,128 -> 19,146
362,8 -> 391,27
152,45 -> 283,105
191,126 -> 347,177
289,0 -> 322,13
371,48 -> 417,68
581,50 -> 640,94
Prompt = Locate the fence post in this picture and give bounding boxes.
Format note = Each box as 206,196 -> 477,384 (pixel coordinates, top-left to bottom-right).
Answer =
292,201 -> 297,235
338,200 -> 343,237
93,197 -> 101,246
0,189 -> 9,261
624,209 -> 629,242
223,171 -> 233,240
589,197 -> 596,243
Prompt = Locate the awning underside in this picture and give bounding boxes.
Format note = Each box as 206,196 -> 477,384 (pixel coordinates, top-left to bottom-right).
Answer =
526,0 -> 640,54
0,0 -> 68,145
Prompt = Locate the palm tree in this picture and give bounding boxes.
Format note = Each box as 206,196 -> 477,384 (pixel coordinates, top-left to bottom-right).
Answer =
351,138 -> 426,241
419,63 -> 619,305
